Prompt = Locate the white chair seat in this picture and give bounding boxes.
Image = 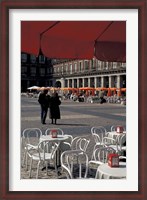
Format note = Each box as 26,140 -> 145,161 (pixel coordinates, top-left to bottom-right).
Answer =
21,128 -> 42,169
28,140 -> 60,179
31,152 -> 52,160
61,150 -> 89,179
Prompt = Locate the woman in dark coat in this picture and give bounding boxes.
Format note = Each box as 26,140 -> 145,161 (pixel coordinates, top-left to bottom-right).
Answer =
49,92 -> 61,124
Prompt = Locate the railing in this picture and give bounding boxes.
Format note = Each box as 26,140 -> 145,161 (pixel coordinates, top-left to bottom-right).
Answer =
53,68 -> 126,78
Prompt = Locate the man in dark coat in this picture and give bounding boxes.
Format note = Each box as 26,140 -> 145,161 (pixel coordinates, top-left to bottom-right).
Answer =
38,89 -> 50,124
49,92 -> 61,124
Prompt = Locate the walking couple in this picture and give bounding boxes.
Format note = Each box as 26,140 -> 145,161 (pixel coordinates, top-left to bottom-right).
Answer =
38,90 -> 61,125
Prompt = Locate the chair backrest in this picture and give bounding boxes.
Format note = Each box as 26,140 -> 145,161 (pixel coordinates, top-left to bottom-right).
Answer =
60,150 -> 89,179
59,135 -> 74,152
71,137 -> 90,152
116,133 -> 126,151
93,146 -> 116,164
119,156 -> 126,161
91,126 -> 107,134
63,135 -> 73,145
94,147 -> 117,179
91,126 -> 107,144
45,128 -> 64,136
103,136 -> 117,146
22,128 -> 42,148
37,140 -> 60,161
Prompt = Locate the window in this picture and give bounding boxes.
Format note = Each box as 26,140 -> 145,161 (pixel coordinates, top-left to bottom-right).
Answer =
97,60 -> 101,70
53,68 -> 56,73
113,62 -> 117,69
65,65 -> 68,73
40,68 -> 45,76
30,55 -> 36,63
121,63 -> 126,68
105,62 -> 108,70
84,60 -> 89,70
79,62 -> 82,72
47,67 -> 53,74
30,67 -> 36,76
70,64 -> 72,74
39,55 -> 45,63
74,63 -> 77,72
62,66 -> 64,73
21,53 -> 27,63
21,66 -> 27,73
91,58 -> 96,69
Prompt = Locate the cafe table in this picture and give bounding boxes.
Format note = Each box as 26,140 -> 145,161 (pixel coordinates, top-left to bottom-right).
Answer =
40,134 -> 70,169
96,162 -> 126,179
107,131 -> 126,139
40,134 -> 69,143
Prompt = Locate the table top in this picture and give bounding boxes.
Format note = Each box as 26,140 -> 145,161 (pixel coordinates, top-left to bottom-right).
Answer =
98,162 -> 126,178
108,131 -> 126,136
40,134 -> 69,142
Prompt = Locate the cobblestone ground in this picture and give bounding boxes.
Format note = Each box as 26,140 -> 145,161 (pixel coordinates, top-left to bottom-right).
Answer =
21,97 -> 126,179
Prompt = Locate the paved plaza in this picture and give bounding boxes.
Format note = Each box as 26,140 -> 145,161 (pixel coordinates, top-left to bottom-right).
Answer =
21,96 -> 126,136
21,96 -> 126,179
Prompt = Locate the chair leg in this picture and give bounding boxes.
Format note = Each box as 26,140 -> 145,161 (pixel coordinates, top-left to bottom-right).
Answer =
26,154 -> 28,171
29,158 -> 33,178
53,159 -> 58,177
45,161 -> 48,176
22,150 -> 27,166
36,161 -> 40,179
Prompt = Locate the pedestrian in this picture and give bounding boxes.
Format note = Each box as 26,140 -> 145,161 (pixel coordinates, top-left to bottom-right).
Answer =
99,89 -> 105,104
38,89 -> 50,124
49,92 -> 61,124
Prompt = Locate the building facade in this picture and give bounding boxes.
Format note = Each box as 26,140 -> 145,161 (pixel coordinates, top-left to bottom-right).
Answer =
52,58 -> 126,89
21,54 -> 126,92
21,53 -> 54,92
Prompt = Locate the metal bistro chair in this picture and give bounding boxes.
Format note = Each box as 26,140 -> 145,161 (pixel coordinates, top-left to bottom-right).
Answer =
44,128 -> 65,155
21,128 -> 42,170
60,150 -> 89,179
88,146 -> 116,178
103,133 -> 126,156
91,126 -> 108,160
70,136 -> 90,152
28,140 -> 60,179
91,126 -> 107,146
59,135 -> 74,152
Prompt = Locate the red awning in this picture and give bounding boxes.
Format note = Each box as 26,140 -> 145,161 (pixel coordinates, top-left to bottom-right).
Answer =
21,21 -> 126,62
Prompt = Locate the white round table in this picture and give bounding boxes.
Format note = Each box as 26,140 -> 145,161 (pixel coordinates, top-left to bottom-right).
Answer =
107,131 -> 126,145
96,162 -> 126,179
107,131 -> 126,138
40,135 -> 70,167
40,134 -> 69,142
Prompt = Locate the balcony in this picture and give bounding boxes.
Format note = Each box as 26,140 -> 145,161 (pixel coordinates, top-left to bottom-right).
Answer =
53,68 -> 126,78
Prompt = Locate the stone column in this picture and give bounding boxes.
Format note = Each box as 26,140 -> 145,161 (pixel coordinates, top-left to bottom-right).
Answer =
77,78 -> 79,88
109,76 -> 112,88
101,76 -> 104,87
117,75 -> 121,88
61,78 -> 65,88
94,77 -> 97,88
67,79 -> 70,88
82,78 -> 84,87
88,78 -> 90,87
